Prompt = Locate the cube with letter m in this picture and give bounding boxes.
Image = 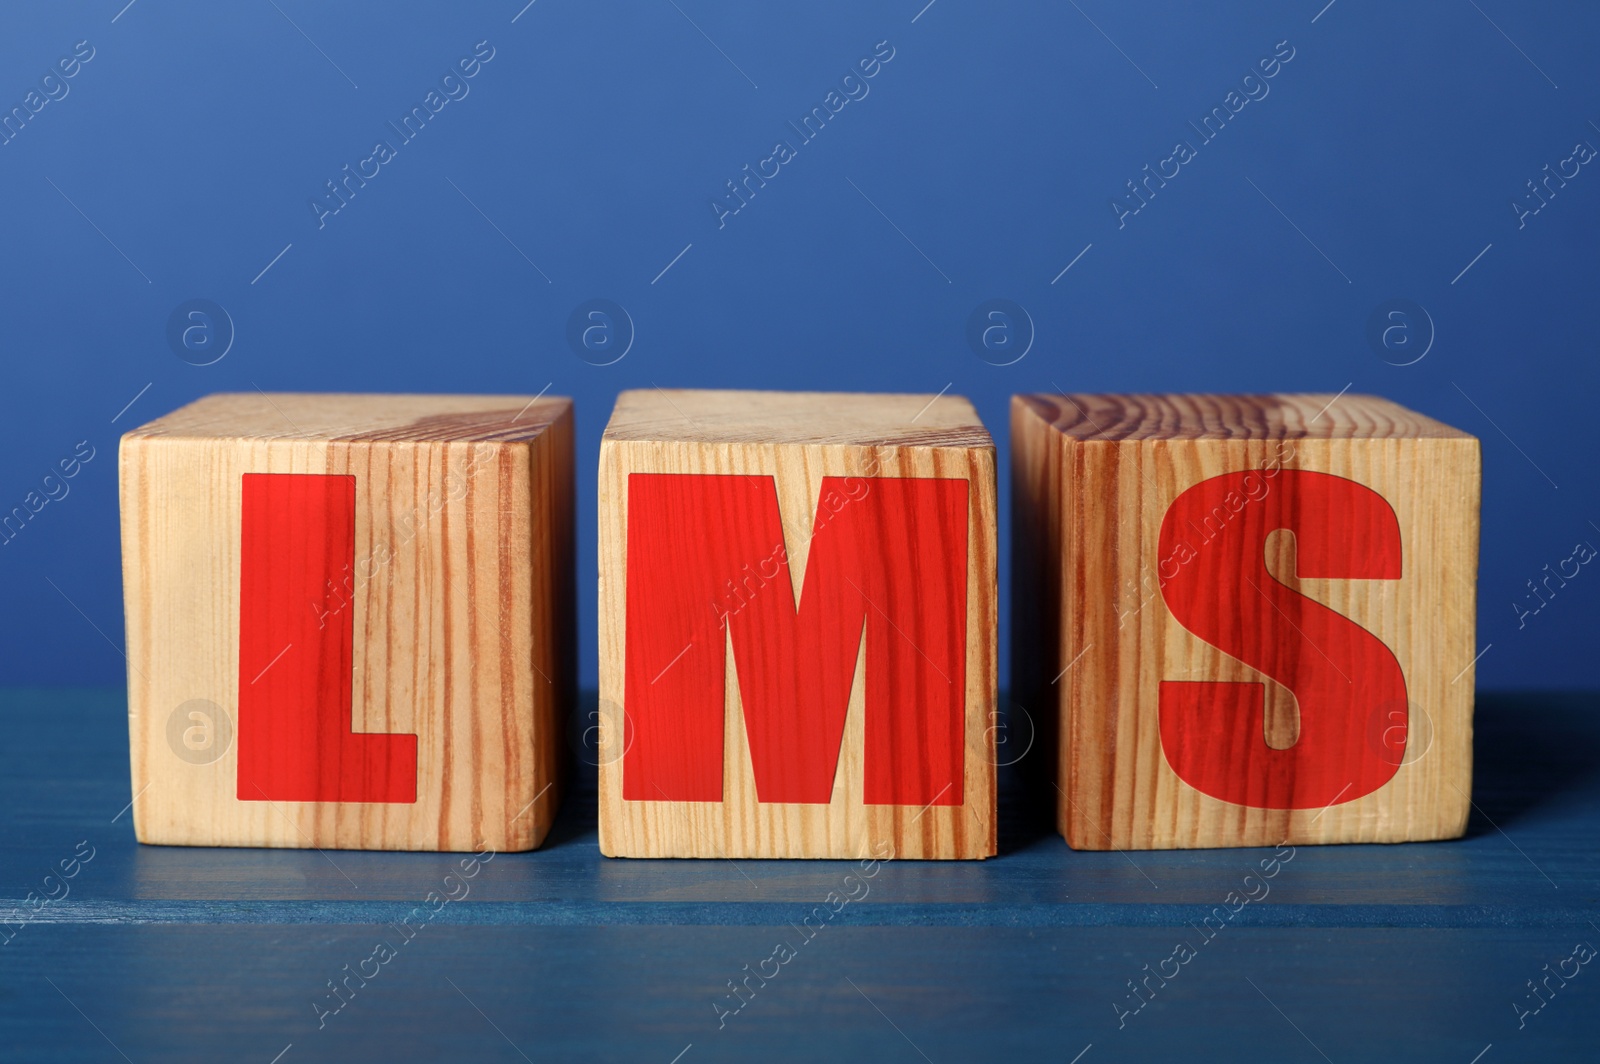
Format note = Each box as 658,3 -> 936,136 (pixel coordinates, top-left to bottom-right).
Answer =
598,389 -> 997,859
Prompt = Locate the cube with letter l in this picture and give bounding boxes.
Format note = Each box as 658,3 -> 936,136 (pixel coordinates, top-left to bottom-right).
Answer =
599,389 -> 997,859
120,392 -> 573,852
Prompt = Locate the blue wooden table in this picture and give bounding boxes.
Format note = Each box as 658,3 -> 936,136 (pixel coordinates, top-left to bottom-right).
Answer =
2,688 -> 1595,1062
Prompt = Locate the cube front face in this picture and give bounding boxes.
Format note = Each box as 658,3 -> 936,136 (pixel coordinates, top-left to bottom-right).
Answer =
121,394 -> 572,852
599,390 -> 997,859
1013,394 -> 1480,850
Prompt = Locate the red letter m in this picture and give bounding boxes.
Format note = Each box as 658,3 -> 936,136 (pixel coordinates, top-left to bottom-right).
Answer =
623,474 -> 967,806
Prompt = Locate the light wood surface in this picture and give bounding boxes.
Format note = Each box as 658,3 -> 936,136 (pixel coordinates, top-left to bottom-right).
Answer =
599,389 -> 997,859
1012,393 -> 1480,850
120,393 -> 572,852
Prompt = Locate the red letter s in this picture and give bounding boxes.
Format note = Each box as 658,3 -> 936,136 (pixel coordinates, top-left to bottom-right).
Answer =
1157,470 -> 1404,809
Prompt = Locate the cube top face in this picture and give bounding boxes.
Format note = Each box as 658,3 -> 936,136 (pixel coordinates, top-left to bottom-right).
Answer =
599,389 -> 998,859
125,391 -> 568,443
1015,392 -> 1474,442
603,388 -> 994,448
1012,393 -> 1480,851
121,393 -> 573,852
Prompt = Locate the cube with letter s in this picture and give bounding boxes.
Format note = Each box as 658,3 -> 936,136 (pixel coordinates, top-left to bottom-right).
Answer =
598,389 -> 997,859
1012,393 -> 1480,849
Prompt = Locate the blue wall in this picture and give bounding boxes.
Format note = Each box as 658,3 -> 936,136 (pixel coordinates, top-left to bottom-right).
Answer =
1,1 -> 1595,689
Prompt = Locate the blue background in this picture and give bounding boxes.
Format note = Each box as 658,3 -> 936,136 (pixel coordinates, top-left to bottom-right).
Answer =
1,0 -> 1596,691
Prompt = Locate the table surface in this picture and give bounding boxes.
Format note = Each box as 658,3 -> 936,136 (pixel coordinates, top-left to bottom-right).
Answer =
2,688 -> 1596,1063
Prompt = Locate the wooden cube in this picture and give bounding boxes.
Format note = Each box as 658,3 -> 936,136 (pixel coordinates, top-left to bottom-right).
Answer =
119,393 -> 573,851
1012,393 -> 1480,850
598,389 -> 997,859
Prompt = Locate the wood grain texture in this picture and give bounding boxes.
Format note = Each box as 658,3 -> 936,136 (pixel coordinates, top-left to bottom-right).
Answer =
599,389 -> 997,859
1012,393 -> 1481,850
119,393 -> 573,852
